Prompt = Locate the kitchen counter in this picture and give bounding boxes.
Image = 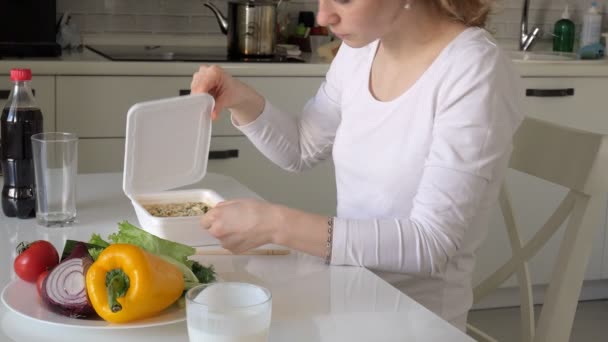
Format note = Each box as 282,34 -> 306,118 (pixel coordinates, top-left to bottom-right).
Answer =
0,46 -> 331,77
1,36 -> 608,77
0,172 -> 473,342
512,59 -> 608,77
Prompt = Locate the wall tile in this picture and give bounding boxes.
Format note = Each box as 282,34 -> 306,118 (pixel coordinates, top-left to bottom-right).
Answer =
159,0 -> 210,16
78,14 -> 136,33
57,0 -> 608,39
136,15 -> 192,33
57,0 -> 87,13
190,16 -> 225,35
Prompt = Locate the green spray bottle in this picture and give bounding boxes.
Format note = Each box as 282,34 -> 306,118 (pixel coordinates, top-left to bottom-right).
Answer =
553,5 -> 575,52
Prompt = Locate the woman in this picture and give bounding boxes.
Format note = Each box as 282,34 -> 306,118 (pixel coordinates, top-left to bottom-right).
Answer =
190,0 -> 523,330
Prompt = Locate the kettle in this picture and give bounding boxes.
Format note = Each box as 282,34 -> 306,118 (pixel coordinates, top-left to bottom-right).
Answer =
204,0 -> 280,57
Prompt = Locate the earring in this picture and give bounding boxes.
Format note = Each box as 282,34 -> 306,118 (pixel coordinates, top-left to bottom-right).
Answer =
403,1 -> 411,10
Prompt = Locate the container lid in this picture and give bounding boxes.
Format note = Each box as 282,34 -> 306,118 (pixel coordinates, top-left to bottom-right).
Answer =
123,93 -> 215,197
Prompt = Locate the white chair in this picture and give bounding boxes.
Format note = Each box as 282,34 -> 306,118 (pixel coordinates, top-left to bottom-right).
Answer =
467,117 -> 608,342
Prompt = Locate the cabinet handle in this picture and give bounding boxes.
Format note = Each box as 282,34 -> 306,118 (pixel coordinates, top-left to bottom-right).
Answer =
525,88 -> 574,97
0,89 -> 35,99
179,89 -> 191,96
209,149 -> 239,160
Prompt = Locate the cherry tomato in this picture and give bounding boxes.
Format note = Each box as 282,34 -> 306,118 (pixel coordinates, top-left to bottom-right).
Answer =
36,270 -> 49,297
13,240 -> 59,283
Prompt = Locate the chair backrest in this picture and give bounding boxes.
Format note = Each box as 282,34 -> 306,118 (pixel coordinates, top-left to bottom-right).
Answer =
467,117 -> 608,342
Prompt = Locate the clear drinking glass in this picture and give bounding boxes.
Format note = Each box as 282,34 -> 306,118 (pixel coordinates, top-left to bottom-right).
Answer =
31,132 -> 78,227
186,282 -> 272,342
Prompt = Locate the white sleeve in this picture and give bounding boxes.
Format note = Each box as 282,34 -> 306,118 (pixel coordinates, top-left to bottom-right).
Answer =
234,45 -> 351,172
331,45 -> 524,276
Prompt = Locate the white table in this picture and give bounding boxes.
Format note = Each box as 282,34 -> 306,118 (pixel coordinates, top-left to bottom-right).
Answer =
0,173 -> 473,341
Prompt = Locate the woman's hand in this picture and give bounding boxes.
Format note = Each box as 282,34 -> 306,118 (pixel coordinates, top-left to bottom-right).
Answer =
190,65 -> 265,123
200,199 -> 282,254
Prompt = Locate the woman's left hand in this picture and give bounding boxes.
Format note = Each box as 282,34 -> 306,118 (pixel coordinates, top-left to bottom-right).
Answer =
200,199 -> 282,254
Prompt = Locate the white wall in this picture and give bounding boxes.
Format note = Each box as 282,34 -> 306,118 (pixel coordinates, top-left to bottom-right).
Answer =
57,0 -> 608,42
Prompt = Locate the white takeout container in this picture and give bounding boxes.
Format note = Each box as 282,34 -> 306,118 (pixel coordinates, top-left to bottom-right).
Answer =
123,93 -> 221,246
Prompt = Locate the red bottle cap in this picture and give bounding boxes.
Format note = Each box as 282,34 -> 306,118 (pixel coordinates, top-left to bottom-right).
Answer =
10,69 -> 32,81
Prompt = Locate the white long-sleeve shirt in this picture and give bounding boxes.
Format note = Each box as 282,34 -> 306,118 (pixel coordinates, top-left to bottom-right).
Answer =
234,27 -> 524,330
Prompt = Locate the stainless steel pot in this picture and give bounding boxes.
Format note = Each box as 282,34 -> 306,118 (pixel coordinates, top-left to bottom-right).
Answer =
204,0 -> 279,57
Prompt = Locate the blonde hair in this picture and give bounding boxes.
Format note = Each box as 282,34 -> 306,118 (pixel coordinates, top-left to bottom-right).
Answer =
430,0 -> 493,27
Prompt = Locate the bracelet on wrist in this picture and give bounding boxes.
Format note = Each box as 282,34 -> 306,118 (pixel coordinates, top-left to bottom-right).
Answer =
324,216 -> 334,265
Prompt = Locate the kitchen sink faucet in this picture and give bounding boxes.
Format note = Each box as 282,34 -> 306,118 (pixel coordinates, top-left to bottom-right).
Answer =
520,0 -> 541,51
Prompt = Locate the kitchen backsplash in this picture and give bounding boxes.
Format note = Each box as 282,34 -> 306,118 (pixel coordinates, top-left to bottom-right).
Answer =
58,0 -> 608,41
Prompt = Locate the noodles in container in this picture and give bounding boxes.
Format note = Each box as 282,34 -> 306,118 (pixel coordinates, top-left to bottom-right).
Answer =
123,94 -> 222,246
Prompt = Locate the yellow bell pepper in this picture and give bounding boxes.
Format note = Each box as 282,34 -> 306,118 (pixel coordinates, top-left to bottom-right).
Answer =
85,243 -> 185,323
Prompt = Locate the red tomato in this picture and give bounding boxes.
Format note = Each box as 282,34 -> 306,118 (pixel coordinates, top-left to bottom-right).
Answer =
36,270 -> 49,296
13,240 -> 59,283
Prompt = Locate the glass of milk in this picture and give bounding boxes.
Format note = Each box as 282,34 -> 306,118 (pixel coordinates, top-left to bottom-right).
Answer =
186,282 -> 272,342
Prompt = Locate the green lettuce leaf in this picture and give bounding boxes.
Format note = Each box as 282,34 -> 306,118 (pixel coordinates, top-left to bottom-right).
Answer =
86,220 -> 216,285
107,221 -> 195,264
89,233 -> 110,248
88,247 -> 104,261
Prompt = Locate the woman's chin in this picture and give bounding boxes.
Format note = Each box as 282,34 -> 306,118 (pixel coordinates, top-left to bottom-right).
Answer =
341,39 -> 368,49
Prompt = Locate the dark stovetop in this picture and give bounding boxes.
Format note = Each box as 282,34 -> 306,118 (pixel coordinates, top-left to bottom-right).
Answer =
86,45 -> 306,63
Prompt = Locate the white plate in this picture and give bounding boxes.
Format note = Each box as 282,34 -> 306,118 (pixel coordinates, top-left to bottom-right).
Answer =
1,279 -> 185,330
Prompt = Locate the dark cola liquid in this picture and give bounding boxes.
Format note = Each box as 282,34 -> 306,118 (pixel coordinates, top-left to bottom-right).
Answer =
1,106 -> 43,218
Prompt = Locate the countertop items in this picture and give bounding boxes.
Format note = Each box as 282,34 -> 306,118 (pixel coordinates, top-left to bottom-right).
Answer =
581,1 -> 603,49
0,172 -> 473,342
0,44 -> 329,77
552,5 -> 575,53
1,40 -> 608,77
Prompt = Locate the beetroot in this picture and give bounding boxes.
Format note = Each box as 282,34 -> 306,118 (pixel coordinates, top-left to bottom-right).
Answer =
40,242 -> 97,318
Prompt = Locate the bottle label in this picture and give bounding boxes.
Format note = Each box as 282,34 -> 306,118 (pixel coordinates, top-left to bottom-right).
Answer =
0,107 -> 43,160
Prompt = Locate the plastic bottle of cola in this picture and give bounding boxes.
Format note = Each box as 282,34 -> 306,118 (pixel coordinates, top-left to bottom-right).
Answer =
1,68 -> 43,218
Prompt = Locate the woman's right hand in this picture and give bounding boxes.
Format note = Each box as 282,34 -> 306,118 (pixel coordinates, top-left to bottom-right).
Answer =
191,65 -> 265,123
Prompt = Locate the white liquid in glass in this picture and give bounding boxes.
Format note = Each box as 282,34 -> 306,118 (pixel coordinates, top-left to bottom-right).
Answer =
188,327 -> 269,342
186,283 -> 271,342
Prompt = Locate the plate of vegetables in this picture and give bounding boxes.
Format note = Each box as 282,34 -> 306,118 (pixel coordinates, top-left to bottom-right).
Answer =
1,221 -> 217,329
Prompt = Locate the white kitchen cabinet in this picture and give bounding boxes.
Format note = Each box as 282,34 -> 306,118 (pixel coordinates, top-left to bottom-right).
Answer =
56,76 -> 322,138
60,75 -> 333,214
522,77 -> 607,133
78,138 -> 125,174
207,136 -> 336,216
0,75 -> 55,132
56,76 -> 227,137
473,171 -> 606,288
473,77 -> 608,293
522,77 -> 608,284
76,136 -> 336,215
218,77 -> 334,214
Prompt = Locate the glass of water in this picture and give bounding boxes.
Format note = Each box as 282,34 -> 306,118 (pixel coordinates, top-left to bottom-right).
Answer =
186,282 -> 272,342
31,132 -> 78,227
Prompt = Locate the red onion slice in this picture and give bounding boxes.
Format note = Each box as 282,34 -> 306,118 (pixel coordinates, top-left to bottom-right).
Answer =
40,245 -> 97,318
